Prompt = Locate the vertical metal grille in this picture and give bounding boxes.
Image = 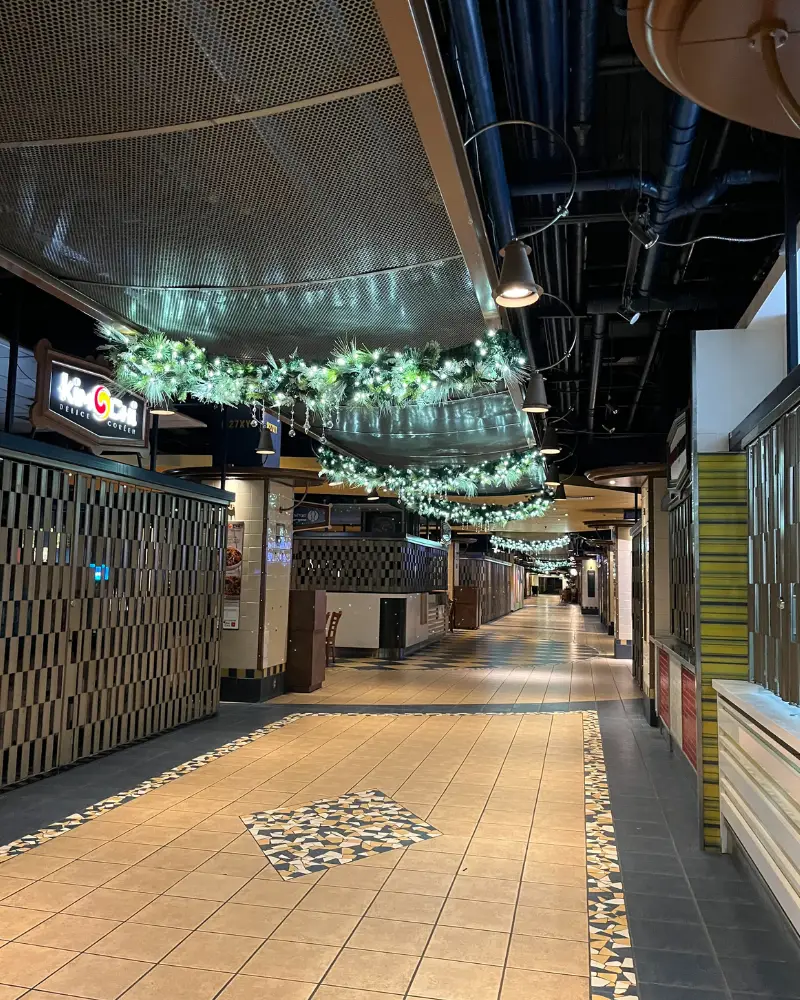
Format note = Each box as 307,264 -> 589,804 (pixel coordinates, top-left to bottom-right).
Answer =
631,528 -> 644,687
669,494 -> 695,650
749,406 -> 799,703
0,451 -> 225,788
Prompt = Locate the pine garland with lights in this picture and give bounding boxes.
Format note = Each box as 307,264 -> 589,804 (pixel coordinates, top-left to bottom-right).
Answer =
100,325 -> 528,416
531,559 -> 573,573
317,448 -> 551,526
491,534 -> 570,554
318,448 -> 545,498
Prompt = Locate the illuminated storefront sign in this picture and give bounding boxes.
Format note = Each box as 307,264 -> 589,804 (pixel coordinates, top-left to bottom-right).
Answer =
31,342 -> 149,451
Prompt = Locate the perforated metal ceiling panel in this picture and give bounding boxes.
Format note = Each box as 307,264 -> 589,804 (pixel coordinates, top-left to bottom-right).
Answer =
0,1 -> 490,358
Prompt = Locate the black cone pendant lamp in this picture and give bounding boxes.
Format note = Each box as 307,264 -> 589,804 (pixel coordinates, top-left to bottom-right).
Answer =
494,240 -> 542,307
522,371 -> 550,413
256,424 -> 275,455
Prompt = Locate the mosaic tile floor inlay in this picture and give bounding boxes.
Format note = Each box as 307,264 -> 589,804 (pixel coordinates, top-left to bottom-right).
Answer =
242,788 -> 442,879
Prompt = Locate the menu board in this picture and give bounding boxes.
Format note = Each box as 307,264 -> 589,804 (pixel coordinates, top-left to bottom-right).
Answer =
223,521 -> 244,630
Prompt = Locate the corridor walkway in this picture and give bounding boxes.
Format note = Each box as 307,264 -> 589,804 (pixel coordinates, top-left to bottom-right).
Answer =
0,599 -> 797,1000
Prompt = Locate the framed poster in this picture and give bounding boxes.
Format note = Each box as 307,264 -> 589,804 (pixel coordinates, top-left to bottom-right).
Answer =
223,521 -> 244,629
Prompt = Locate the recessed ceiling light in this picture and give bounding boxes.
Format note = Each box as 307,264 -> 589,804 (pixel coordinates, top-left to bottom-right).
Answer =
608,479 -> 617,486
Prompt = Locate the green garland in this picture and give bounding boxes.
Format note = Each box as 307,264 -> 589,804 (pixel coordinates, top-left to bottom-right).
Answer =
491,534 -> 570,554
100,325 -> 528,415
318,448 -> 544,498
531,559 -> 573,573
317,447 -> 551,526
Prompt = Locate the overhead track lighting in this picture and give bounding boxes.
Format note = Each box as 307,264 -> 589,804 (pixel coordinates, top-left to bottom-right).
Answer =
150,406 -> 175,416
522,371 -> 550,413
540,425 -> 562,456
629,218 -> 658,250
495,241 -> 542,308
256,425 -> 275,455
367,492 -> 381,501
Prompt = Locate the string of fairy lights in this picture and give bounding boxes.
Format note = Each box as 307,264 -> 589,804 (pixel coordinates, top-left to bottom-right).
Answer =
490,534 -> 570,554
100,325 -> 528,434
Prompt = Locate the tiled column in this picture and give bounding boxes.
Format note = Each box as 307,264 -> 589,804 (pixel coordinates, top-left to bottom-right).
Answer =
261,481 -> 293,688
615,527 -> 633,659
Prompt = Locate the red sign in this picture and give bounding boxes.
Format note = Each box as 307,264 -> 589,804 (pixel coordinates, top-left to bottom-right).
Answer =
658,648 -> 670,727
681,668 -> 697,769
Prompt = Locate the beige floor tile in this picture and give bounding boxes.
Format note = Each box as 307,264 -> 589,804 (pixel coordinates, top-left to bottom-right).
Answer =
314,988 -> 402,1000
407,834 -> 469,855
163,929 -> 262,973
242,940 -> 338,982
87,921 -> 189,961
128,895 -> 221,929
5,881 -> 92,913
348,916 -> 431,956
164,872 -> 249,902
103,866 -> 184,894
525,844 -> 586,867
19,914 -> 120,950
114,827 -> 181,848
196,855 -> 268,878
382,869 -> 454,897
0,986 -> 25,998
37,953 -> 152,999
507,933 -> 588,976
513,905 -> 588,941
448,876 -> 518,904
120,964 -> 232,1000
438,899 -> 514,933
66,821 -> 133,841
216,975 -> 314,1000
456,857 -> 523,881
396,852 -> 462,875
410,956 -> 502,1000
297,885 -> 376,916
427,924 -> 509,965
138,847 -> 215,871
27,837 -> 106,860
0,942 -> 77,987
200,903 -> 288,938
500,967 -> 589,1000
521,861 -> 585,887
0,906 -> 50,940
347,850 -> 405,869
366,891 -> 444,924
472,824 -> 528,843
0,855 -> 69,880
230,879 -> 311,909
271,909 -> 358,947
517,883 -> 586,912
64,889 -> 156,921
44,860 -> 130,887
320,865 -> 390,890
465,839 -> 526,862
221,834 -> 265,857
323,947 -> 417,994
169,831 -> 239,851
0,880 -> 33,903
81,843 -> 158,866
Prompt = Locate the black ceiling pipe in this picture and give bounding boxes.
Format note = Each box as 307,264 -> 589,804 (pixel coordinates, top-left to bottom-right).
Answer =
663,168 -> 780,222
570,0 -> 599,415
512,172 -> 660,198
447,0 -> 515,249
637,96 -> 701,296
598,51 -> 643,75
587,314 -> 606,432
587,289 -> 721,313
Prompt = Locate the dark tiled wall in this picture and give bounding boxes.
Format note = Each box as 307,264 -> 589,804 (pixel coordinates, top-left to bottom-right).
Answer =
292,536 -> 447,593
0,455 -> 226,787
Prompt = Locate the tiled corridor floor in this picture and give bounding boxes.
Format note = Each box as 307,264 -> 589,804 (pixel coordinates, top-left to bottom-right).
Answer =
0,598 -> 798,1000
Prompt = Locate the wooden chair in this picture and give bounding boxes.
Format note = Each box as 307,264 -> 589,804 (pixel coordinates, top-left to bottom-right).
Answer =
325,610 -> 342,668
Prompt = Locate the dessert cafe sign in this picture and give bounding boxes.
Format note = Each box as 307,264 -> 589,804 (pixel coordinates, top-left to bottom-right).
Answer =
31,342 -> 149,451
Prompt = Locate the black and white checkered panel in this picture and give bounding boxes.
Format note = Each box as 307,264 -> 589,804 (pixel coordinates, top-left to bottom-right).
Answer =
292,537 -> 447,593
0,452 -> 226,788
0,458 -> 74,786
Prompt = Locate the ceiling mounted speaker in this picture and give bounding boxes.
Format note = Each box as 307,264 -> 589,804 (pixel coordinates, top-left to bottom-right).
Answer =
628,1 -> 800,136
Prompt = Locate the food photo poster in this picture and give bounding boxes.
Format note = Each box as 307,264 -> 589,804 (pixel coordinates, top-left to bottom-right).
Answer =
223,522 -> 244,630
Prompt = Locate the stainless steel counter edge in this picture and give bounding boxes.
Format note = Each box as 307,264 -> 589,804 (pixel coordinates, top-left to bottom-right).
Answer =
652,633 -> 697,673
0,432 -> 234,505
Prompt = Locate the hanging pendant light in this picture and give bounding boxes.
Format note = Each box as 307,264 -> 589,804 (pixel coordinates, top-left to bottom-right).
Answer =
256,424 -> 275,455
522,371 -> 550,413
494,241 -> 542,307
544,463 -> 560,489
541,425 -> 561,455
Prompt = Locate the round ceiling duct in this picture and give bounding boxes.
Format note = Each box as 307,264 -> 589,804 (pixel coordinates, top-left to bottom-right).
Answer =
628,0 -> 800,136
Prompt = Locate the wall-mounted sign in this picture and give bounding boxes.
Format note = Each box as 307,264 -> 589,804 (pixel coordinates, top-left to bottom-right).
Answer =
293,502 -> 331,531
667,410 -> 689,492
223,521 -> 244,630
31,342 -> 148,452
